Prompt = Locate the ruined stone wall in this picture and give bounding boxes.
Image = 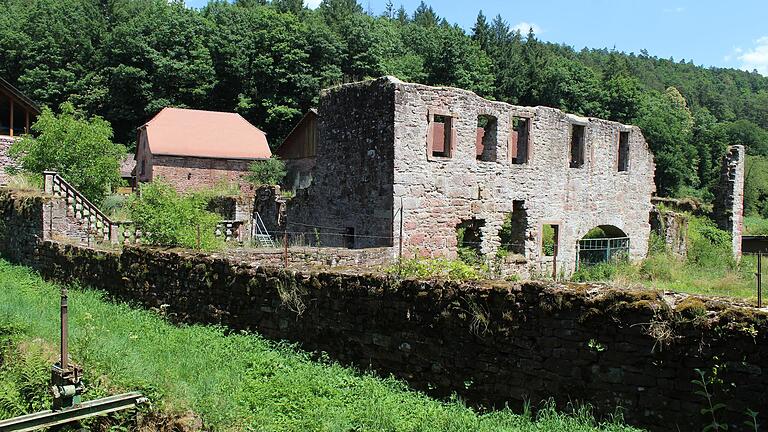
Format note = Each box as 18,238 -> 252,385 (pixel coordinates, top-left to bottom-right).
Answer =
0,135 -> 19,185
1,236 -> 763,432
391,79 -> 656,276
150,155 -> 255,195
649,207 -> 688,257
287,79 -> 396,249
0,190 -> 46,265
713,145 -> 745,258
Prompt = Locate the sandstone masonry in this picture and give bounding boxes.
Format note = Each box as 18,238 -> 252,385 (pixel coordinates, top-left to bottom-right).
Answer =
288,77 -> 656,276
0,135 -> 18,185
714,145 -> 746,258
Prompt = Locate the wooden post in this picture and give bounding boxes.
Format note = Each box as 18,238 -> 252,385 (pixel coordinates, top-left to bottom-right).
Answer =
552,227 -> 559,281
9,99 -> 13,137
25,109 -> 29,134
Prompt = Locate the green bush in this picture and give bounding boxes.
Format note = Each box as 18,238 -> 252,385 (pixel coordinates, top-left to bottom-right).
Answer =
128,182 -> 221,250
686,216 -> 733,269
571,262 -> 617,282
9,102 -> 125,203
388,256 -> 486,281
246,156 -> 287,187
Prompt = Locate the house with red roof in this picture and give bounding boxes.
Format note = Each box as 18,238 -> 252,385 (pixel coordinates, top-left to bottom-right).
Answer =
135,107 -> 271,193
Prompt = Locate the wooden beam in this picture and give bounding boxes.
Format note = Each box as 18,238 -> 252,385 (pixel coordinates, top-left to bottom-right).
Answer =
9,97 -> 14,137
25,109 -> 29,133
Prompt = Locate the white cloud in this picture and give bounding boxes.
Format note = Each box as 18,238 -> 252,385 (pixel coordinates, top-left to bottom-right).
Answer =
739,37 -> 768,75
724,47 -> 743,62
663,6 -> 685,13
511,22 -> 543,36
304,0 -> 321,9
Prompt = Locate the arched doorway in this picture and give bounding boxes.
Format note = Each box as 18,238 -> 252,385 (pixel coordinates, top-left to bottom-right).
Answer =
577,225 -> 630,267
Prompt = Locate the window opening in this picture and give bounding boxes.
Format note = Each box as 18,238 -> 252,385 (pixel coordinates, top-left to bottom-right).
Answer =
456,218 -> 485,264
511,116 -> 529,164
476,115 -> 498,162
569,124 -> 585,168
430,114 -> 453,158
542,224 -> 559,257
618,131 -> 630,172
499,200 -> 527,256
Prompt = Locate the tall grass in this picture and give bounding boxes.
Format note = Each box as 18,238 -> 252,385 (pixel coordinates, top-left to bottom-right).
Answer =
0,260 -> 641,431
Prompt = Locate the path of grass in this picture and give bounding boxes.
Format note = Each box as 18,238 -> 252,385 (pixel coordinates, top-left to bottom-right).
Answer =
0,260 -> 641,432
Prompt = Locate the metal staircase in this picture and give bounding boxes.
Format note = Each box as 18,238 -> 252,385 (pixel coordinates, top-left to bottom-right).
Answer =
253,212 -> 276,248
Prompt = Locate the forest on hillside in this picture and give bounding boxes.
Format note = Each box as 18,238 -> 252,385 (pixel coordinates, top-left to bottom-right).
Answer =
1,0 -> 768,215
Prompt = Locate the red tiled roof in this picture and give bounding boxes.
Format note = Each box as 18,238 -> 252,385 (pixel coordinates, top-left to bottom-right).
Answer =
141,107 -> 271,160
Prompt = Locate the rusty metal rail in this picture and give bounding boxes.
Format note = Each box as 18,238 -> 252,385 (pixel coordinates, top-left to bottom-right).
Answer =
0,392 -> 148,431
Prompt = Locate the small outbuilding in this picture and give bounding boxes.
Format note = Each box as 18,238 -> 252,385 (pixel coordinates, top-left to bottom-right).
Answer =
135,107 -> 271,193
275,108 -> 318,191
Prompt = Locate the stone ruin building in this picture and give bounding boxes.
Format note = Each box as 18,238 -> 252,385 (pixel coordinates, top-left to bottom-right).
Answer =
279,76 -> 657,277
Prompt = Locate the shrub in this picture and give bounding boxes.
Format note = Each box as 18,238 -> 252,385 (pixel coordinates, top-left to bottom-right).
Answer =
128,182 -> 221,250
388,257 -> 486,281
246,156 -> 286,186
686,216 -> 733,269
571,262 -> 617,282
9,102 -> 125,203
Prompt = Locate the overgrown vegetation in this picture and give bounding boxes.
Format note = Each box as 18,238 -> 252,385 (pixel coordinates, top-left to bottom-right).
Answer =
0,260 -> 642,431
388,256 -> 487,281
8,102 -> 125,204
246,156 -> 287,187
745,215 -> 768,236
572,215 -> 758,301
128,181 -> 221,250
3,173 -> 43,194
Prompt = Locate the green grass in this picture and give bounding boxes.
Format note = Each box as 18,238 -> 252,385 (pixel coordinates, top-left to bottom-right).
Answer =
0,260 -> 642,432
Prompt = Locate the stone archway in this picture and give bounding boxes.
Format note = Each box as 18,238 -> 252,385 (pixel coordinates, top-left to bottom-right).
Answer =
577,225 -> 630,266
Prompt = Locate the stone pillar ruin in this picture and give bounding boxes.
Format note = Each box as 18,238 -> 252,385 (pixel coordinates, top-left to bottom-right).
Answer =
713,145 -> 745,259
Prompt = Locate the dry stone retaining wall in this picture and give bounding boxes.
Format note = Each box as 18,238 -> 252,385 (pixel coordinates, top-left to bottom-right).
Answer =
1,191 -> 766,432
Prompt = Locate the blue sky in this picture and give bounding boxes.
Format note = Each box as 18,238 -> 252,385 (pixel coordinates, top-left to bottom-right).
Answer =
185,0 -> 768,75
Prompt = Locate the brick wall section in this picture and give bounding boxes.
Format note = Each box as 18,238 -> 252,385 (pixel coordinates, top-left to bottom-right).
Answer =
713,145 -> 745,258
1,192 -> 766,431
151,155 -> 256,195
